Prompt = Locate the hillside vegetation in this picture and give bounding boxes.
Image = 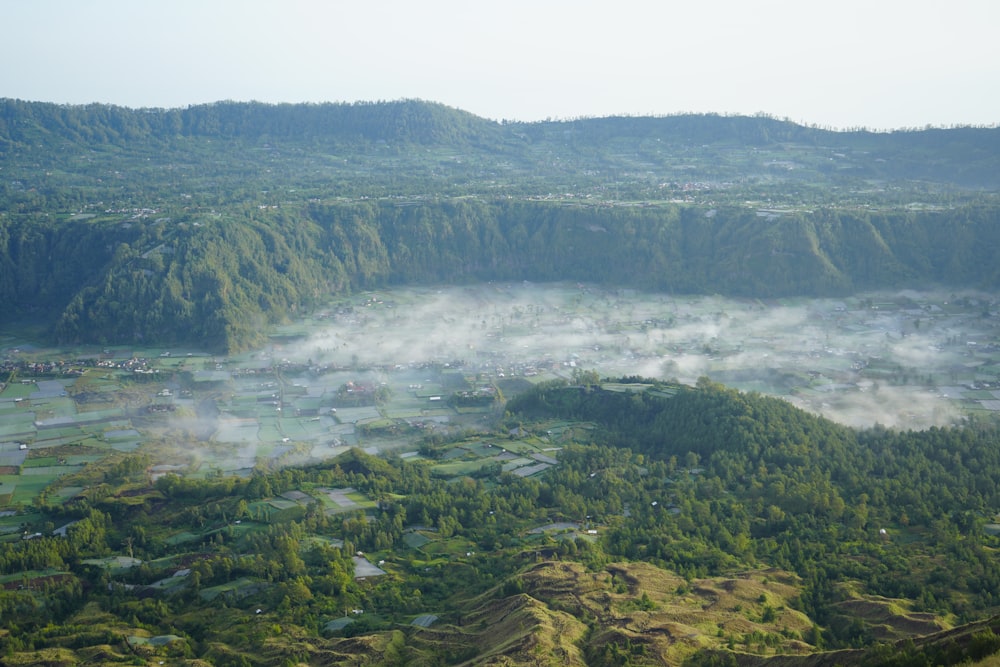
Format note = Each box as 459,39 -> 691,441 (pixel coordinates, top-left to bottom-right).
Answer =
3,379 -> 1000,665
1,99 -> 999,350
3,99 -> 1000,665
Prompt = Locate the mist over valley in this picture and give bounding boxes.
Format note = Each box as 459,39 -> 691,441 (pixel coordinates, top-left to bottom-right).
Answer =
251,283 -> 1000,431
4,282 -> 998,483
4,101 -> 1000,665
95,283 -> 999,478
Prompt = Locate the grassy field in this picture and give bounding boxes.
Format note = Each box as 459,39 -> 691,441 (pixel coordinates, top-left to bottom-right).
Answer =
431,459 -> 494,477
419,536 -> 478,558
0,568 -> 71,585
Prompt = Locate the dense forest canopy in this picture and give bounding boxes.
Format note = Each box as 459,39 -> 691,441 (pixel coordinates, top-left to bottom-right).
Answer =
1,99 -> 999,350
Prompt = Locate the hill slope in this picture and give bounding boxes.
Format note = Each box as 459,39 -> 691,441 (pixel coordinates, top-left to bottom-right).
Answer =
1,100 -> 999,350
4,378 -> 1000,664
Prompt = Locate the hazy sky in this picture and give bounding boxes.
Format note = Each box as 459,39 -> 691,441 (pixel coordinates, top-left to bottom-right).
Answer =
4,0 -> 998,129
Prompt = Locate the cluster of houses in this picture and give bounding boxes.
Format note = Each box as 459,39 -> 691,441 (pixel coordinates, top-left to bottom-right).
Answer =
0,359 -> 85,377
334,381 -> 379,407
95,357 -> 157,373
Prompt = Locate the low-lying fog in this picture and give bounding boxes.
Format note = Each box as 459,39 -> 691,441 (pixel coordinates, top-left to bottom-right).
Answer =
261,283 -> 1000,430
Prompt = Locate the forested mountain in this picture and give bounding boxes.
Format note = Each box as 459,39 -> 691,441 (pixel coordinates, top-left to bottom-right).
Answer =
507,378 -> 1000,624
6,378 -> 1000,665
0,98 -> 504,146
1,99 -> 999,350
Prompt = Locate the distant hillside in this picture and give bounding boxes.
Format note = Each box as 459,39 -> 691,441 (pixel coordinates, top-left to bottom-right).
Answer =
1,99 -> 999,350
3,98 -> 999,187
0,98 -> 503,146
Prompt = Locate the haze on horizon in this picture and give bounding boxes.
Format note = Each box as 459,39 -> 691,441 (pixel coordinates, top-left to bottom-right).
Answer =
3,0 -> 998,131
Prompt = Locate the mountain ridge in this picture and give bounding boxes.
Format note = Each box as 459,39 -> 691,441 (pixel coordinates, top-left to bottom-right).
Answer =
2,98 -> 999,351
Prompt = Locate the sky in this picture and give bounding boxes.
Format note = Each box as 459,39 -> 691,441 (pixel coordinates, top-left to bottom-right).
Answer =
3,0 -> 998,130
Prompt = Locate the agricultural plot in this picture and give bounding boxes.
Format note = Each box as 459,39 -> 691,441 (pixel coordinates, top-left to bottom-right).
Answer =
199,577 -> 262,601
301,535 -> 345,550
329,406 -> 381,423
103,428 -> 142,452
104,428 -> 141,441
511,462 -> 553,477
0,476 -> 20,505
214,418 -> 258,443
0,444 -> 28,468
0,403 -> 30,418
463,441 -> 501,457
535,420 -> 596,442
290,395 -> 326,413
403,531 -> 432,549
417,536 -> 478,558
411,614 -> 438,627
256,417 -> 284,442
267,499 -> 299,511
163,531 -> 201,546
21,465 -> 83,477
0,383 -> 38,400
529,522 -> 580,535
281,490 -> 312,504
494,440 -> 545,455
382,392 -> 438,419
429,437 -> 560,478
52,486 -> 83,501
315,487 -> 375,514
324,618 -> 354,632
432,459 -> 494,477
419,408 -> 453,419
352,556 -> 386,578
0,512 -> 22,536
453,405 -> 491,415
3,475 -> 55,504
0,568 -> 71,587
32,427 -> 85,444
277,416 -> 336,441
81,556 -> 143,573
33,395 -> 78,417
500,457 -> 534,472
602,382 -> 656,394
127,634 -> 184,646
0,419 -> 35,439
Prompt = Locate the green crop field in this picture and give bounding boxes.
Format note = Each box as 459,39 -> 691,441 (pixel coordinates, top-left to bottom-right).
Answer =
164,531 -> 200,546
403,532 -> 432,549
0,384 -> 38,399
419,536 -> 477,558
432,459 -> 493,477
200,579 -> 261,601
0,568 -> 69,585
22,456 -> 59,468
6,475 -> 54,503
